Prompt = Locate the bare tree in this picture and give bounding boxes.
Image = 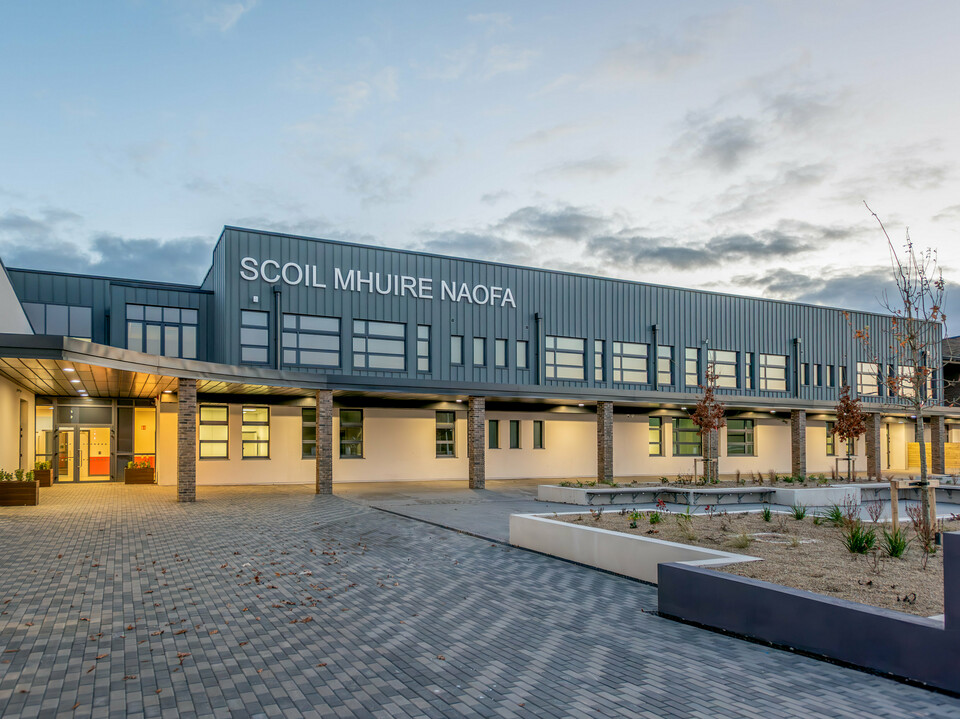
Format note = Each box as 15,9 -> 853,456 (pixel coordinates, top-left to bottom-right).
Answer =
691,367 -> 726,483
853,203 -> 949,535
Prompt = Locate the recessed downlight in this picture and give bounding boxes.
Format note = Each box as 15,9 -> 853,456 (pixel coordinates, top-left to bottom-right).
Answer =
63,367 -> 75,372
70,379 -> 81,383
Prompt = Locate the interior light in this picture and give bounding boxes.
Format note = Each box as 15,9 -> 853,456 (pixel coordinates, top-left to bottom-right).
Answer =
770,410 -> 776,414
680,406 -> 686,411
578,403 -> 584,407
63,367 -> 75,372
455,399 -> 463,403
163,390 -> 173,394
70,379 -> 81,383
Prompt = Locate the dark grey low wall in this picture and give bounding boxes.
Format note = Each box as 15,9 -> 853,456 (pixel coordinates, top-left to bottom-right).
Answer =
658,532 -> 959,694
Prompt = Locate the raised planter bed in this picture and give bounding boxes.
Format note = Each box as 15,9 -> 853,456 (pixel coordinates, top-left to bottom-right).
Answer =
0,481 -> 39,506
34,469 -> 53,488
124,467 -> 156,485
509,512 -> 757,584
538,483 -> 776,506
658,532 -> 960,694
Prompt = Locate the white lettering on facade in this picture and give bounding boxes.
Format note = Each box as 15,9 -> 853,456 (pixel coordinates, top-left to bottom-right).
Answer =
241,258 -> 517,308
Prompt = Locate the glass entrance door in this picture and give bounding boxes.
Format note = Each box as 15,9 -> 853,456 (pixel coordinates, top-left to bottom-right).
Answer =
56,427 -> 113,482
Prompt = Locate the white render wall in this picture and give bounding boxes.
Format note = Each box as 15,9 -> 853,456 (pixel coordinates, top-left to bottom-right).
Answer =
0,374 -> 34,472
153,404 -> 941,486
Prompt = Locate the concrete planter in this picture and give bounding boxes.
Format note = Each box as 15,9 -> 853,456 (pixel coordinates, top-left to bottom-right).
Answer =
509,513 -> 757,584
772,485 -> 861,508
124,467 -> 156,485
0,480 -> 39,506
34,469 -> 53,488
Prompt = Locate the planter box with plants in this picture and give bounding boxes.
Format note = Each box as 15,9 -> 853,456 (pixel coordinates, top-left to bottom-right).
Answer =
0,469 -> 39,506
34,461 -> 53,487
124,460 -> 156,484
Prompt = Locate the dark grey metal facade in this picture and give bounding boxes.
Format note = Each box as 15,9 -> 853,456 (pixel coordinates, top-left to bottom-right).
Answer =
5,225 -> 940,406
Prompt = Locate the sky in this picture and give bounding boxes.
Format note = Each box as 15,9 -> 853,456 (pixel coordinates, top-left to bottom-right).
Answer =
2,1 -> 959,325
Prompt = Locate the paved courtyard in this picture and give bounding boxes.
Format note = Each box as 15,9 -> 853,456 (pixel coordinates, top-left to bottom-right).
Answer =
1,485 -> 959,719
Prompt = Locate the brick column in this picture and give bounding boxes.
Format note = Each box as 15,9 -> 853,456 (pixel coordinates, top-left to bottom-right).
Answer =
931,414 -> 946,475
315,389 -> 333,494
597,401 -> 614,483
790,410 -> 806,479
177,378 -> 197,503
467,397 -> 485,489
864,412 -> 883,479
703,428 -> 719,483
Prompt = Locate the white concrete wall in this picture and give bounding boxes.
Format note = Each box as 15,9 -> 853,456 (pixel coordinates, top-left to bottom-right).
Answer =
0,374 -> 34,472
485,412 -> 595,481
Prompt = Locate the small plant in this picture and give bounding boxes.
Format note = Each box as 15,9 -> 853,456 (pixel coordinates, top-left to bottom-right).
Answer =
791,504 -> 807,520
704,504 -> 716,520
767,469 -> 777,485
628,510 -> 642,529
821,504 -> 846,527
830,466 -> 839,482
735,469 -> 744,486
676,515 -> 697,541
866,500 -> 883,524
729,532 -> 752,549
126,459 -> 152,469
841,520 -> 876,554
816,473 -> 829,486
0,469 -> 32,482
589,507 -> 604,521
35,460 -> 51,471
788,535 -> 802,549
760,505 -> 772,522
775,514 -> 789,534
14,469 -> 24,482
648,510 -> 663,525
880,526 -> 910,558
906,504 -> 937,556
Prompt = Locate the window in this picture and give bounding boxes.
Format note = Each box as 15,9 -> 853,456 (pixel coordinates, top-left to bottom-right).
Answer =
649,417 -> 663,456
727,419 -> 755,456
707,349 -> 738,388
473,337 -> 486,367
488,419 -> 500,449
451,335 -> 464,365
241,406 -> 269,458
657,346 -> 673,386
594,340 -> 605,382
826,421 -> 853,456
495,338 -> 507,368
839,365 -> 848,387
759,354 -> 787,391
509,419 -> 521,448
827,365 -> 836,387
800,363 -> 809,386
533,420 -> 544,449
417,325 -> 431,372
282,314 -> 339,367
301,407 -> 317,458
339,409 -> 363,458
673,418 -> 702,457
353,320 -> 405,370
199,405 -> 228,459
126,304 -> 199,359
22,302 -> 93,341
436,411 -> 456,457
813,364 -> 822,387
745,352 -> 754,390
240,310 -> 269,364
545,336 -> 585,380
516,340 -> 528,369
685,347 -> 700,387
612,342 -> 649,383
856,361 -> 881,396
896,365 -> 932,399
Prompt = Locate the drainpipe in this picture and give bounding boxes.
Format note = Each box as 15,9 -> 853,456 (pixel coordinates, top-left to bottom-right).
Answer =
274,286 -> 282,370
795,337 -> 802,397
651,324 -> 659,390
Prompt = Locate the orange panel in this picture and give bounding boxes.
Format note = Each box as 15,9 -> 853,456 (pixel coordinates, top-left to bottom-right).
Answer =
89,457 -> 110,476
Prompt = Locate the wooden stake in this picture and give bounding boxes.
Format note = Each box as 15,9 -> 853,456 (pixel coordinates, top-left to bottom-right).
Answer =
889,479 -> 900,532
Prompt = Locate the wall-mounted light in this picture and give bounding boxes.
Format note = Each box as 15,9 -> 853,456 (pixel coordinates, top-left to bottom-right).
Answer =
578,403 -> 584,407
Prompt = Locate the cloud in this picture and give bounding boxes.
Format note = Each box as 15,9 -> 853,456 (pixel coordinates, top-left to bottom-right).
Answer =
231,216 -> 378,246
933,204 -> 960,223
682,115 -> 762,172
285,61 -> 399,115
202,0 -> 257,32
535,155 -> 628,181
0,208 -> 82,242
418,231 -> 533,265
480,190 -> 513,204
711,162 -> 834,222
512,122 -> 592,148
467,13 -> 512,30
482,45 -> 538,79
495,205 -> 611,241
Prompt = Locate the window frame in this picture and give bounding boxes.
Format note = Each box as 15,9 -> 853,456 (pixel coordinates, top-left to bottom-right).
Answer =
726,419 -> 756,456
516,340 -> 528,369
509,419 -> 521,449
759,353 -> 788,391
23,302 -> 94,341
473,337 -> 486,367
533,420 -> 544,450
495,338 -> 508,368
672,417 -> 702,457
451,335 -> 464,366
856,361 -> 881,397
301,407 -> 317,459
281,313 -> 340,368
594,340 -> 605,382
488,419 -> 500,449
707,349 -> 738,389
649,416 -> 663,456
684,347 -> 700,387
198,404 -> 229,460
339,409 -> 364,459
417,325 -> 431,372
435,411 -> 456,458
240,405 -> 270,459
544,336 -> 586,381
240,309 -> 270,365
612,341 -> 649,384
657,346 -> 673,386
353,320 -> 406,371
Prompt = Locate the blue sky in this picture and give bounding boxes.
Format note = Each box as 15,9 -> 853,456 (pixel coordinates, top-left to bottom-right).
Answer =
2,1 -> 959,322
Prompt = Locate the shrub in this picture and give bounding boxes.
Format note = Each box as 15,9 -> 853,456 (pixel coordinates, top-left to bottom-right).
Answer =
648,510 -> 663,525
841,520 -> 877,554
35,460 -> 51,471
729,532 -> 752,549
791,504 -> 807,520
880,527 -> 910,558
760,505 -> 772,522
628,510 -> 642,529
821,504 -> 846,527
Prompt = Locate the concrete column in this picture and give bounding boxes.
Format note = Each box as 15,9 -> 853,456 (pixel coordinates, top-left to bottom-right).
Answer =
703,428 -> 719,483
931,415 -> 946,475
597,401 -> 614,483
467,397 -> 485,489
864,412 -> 883,479
790,410 -> 806,479
315,389 -> 333,494
176,378 -> 197,503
